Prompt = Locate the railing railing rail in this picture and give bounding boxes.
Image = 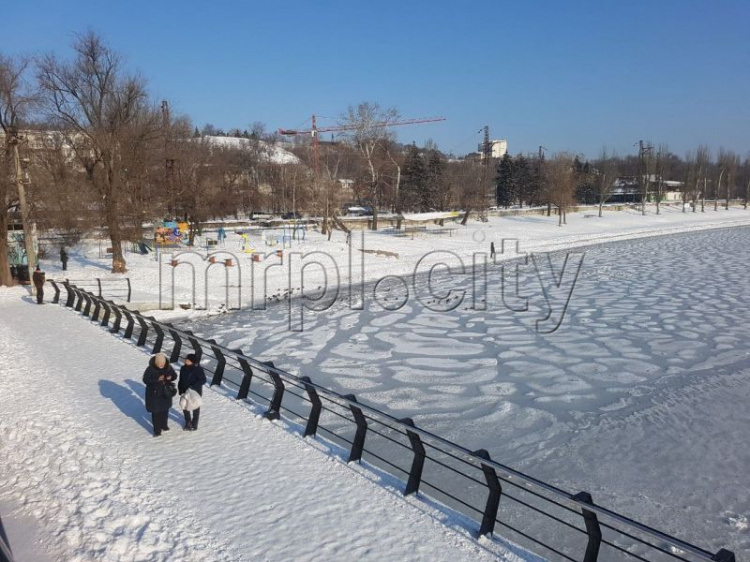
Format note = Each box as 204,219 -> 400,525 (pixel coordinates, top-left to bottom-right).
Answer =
0,513 -> 14,562
52,284 -> 738,562
54,278 -> 132,302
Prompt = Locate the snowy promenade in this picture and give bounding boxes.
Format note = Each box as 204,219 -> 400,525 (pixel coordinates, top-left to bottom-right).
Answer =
0,290 -> 530,561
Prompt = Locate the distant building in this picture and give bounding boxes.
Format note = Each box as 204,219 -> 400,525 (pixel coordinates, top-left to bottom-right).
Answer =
608,176 -> 685,203
475,139 -> 508,161
490,139 -> 507,159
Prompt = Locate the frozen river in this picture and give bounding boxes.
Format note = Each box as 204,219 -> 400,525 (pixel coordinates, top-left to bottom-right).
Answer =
187,226 -> 750,554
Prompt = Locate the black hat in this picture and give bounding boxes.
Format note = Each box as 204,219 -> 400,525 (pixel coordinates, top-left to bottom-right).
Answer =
186,353 -> 198,363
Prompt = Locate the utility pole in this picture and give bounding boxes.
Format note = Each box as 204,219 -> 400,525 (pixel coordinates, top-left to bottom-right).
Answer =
638,140 -> 653,216
161,100 -> 175,217
538,145 -> 552,217
479,125 -> 492,220
11,135 -> 36,286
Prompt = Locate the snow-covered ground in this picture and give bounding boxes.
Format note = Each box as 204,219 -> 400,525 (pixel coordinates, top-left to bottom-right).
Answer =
183,225 -> 750,556
33,204 -> 750,323
17,204 -> 750,557
0,290 -> 534,561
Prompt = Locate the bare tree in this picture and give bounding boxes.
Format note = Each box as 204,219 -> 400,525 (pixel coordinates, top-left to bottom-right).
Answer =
714,148 -> 728,212
695,145 -> 709,213
545,153 -> 577,226
341,102 -> 399,230
0,53 -> 37,285
594,148 -> 618,217
723,150 -> 739,210
37,32 -> 159,272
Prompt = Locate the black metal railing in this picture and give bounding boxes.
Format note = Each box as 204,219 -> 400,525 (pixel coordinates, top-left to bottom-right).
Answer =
51,282 -> 737,562
0,513 -> 14,562
51,277 -> 131,303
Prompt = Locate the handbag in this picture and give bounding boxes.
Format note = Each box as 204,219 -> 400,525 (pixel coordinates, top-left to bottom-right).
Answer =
180,388 -> 203,411
162,381 -> 178,399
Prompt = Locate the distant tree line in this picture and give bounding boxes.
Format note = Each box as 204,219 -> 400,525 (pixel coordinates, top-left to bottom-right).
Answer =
495,147 -> 750,221
0,31 -> 748,283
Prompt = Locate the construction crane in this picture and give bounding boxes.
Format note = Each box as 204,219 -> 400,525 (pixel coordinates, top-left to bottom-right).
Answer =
278,114 -> 446,180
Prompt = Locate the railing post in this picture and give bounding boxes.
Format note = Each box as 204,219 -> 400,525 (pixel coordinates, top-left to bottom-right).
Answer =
713,549 -> 736,562
100,300 -> 111,327
135,313 -> 149,347
82,292 -> 92,317
184,330 -> 203,362
234,350 -> 254,400
121,308 -> 135,340
402,418 -> 426,496
345,394 -> 367,463
208,339 -> 226,386
74,288 -> 84,311
167,324 -> 183,364
92,296 -> 102,321
572,492 -> 602,562
64,281 -> 74,307
96,278 -> 102,297
148,317 -> 164,354
109,302 -> 122,333
126,278 -> 132,302
301,376 -> 322,437
263,361 -> 283,421
49,280 -> 60,304
474,449 -> 502,538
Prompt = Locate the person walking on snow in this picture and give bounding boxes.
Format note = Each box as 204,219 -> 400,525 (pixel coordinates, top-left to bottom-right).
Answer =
60,247 -> 68,271
32,265 -> 45,304
490,242 -> 496,260
142,353 -> 177,437
178,353 -> 206,431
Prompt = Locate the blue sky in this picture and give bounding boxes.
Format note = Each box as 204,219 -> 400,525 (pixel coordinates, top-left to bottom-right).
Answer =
5,0 -> 749,159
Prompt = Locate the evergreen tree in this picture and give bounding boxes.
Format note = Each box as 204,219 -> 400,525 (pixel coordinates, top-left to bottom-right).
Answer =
514,155 -> 532,208
574,158 -> 595,204
401,144 -> 426,212
496,153 -> 516,207
424,149 -> 447,210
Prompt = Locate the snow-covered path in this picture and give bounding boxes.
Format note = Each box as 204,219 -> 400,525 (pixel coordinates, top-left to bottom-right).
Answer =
0,291 -> 531,561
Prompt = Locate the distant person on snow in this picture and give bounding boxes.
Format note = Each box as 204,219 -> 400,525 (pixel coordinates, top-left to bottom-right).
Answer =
178,353 -> 206,431
32,265 -> 45,304
60,247 -> 69,271
142,353 -> 178,437
490,242 -> 496,259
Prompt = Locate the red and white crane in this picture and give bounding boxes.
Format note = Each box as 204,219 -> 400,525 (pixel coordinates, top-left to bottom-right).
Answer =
278,114 -> 446,179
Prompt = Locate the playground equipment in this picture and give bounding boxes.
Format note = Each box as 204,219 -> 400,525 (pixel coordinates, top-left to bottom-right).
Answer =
159,250 -> 242,311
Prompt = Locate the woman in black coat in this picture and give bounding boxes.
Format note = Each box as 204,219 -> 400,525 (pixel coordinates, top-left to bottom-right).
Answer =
178,353 -> 206,431
142,353 -> 178,437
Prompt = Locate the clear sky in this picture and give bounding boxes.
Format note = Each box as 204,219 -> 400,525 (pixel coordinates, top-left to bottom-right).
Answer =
5,0 -> 749,159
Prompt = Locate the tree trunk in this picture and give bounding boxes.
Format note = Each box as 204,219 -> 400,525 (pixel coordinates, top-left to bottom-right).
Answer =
598,200 -> 603,218
0,202 -> 11,286
460,209 -> 471,226
656,179 -> 661,215
547,202 -> 551,216
108,214 -> 127,273
0,149 -> 13,286
726,172 -> 731,210
715,169 -> 723,211
105,157 -> 127,273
